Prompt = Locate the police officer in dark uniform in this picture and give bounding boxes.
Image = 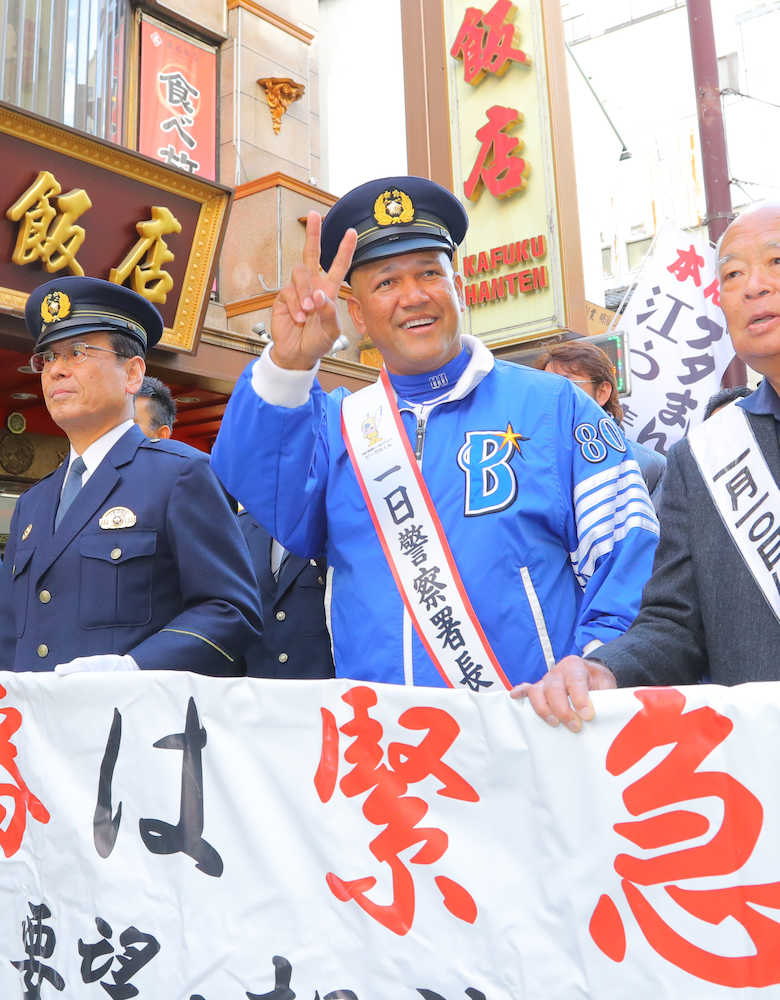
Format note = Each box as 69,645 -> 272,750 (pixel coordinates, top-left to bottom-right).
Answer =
0,276 -> 262,675
238,510 -> 334,678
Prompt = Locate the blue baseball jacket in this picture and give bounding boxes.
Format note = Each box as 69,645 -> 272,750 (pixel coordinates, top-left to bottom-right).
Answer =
211,336 -> 659,687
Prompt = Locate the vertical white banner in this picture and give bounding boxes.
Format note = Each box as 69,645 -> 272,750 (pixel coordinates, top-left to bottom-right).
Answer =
616,225 -> 735,454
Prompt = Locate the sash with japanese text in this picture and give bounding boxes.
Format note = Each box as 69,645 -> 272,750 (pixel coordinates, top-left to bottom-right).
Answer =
341,370 -> 511,692
4,671 -> 780,997
616,224 -> 735,455
689,402 -> 780,618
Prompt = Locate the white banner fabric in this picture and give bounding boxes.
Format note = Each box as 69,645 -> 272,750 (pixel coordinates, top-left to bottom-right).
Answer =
616,224 -> 735,455
3,671 -> 780,998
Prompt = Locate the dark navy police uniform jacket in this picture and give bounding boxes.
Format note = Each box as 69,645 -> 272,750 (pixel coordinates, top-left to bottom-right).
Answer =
0,425 -> 262,674
238,511 -> 334,679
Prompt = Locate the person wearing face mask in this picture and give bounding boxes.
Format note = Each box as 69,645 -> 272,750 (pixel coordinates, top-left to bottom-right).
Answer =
538,340 -> 666,511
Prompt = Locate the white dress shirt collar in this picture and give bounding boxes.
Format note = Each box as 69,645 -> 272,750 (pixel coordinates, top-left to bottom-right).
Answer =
63,419 -> 135,490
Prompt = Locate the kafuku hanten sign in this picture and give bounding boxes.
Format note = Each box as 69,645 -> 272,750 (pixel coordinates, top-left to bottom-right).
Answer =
461,233 -> 548,306
403,0 -> 587,347
0,101 -> 231,353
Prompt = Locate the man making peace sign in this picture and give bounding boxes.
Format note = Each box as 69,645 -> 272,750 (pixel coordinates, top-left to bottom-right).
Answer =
211,176 -> 659,691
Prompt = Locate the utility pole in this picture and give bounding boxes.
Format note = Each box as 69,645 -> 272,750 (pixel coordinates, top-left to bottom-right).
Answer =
686,0 -> 746,385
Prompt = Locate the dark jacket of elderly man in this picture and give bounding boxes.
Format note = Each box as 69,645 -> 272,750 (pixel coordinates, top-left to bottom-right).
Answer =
520,202 -> 780,732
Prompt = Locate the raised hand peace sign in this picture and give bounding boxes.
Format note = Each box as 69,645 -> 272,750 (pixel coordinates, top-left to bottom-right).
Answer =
269,211 -> 357,370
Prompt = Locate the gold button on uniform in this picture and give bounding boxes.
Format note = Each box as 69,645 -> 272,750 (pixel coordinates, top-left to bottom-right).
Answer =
110,547 -> 122,561
278,652 -> 289,663
317,576 -> 324,585
275,610 -> 286,622
39,590 -> 51,604
37,644 -> 48,658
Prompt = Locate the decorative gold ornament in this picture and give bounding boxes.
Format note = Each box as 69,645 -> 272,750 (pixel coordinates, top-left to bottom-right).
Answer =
257,77 -> 305,135
0,433 -> 34,475
7,411 -> 26,435
373,189 -> 414,226
40,290 -> 71,324
22,524 -> 32,541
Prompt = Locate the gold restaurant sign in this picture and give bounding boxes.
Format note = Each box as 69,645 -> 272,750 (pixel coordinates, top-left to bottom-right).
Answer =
0,102 -> 231,353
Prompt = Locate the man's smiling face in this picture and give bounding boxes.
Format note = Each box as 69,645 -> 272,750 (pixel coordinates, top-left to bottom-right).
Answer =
347,250 -> 465,375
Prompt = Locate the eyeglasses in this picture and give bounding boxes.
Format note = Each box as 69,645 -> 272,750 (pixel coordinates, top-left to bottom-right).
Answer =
568,378 -> 597,386
30,342 -> 123,373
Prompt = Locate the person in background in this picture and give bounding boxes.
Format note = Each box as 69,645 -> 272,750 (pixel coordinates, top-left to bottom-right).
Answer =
238,510 -> 334,679
134,375 -> 177,439
0,276 -> 262,676
538,340 -> 666,511
135,370 -> 329,681
516,202 -> 780,730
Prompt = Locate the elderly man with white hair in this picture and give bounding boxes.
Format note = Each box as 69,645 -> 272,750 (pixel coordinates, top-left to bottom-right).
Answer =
517,202 -> 780,731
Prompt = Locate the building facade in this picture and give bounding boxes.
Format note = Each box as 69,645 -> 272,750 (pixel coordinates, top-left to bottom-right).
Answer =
562,0 -> 780,306
0,0 -> 373,547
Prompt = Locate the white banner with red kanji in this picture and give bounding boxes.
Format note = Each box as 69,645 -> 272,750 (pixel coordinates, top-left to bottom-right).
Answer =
2,670 -> 780,998
616,224 -> 735,455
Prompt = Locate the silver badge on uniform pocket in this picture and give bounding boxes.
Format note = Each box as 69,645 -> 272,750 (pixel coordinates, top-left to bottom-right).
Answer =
21,523 -> 32,540
99,507 -> 137,529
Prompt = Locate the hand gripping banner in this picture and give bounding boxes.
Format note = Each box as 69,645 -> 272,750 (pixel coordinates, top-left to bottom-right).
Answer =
4,671 -> 780,997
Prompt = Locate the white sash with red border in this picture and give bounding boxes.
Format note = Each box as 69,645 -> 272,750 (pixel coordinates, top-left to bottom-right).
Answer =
341,368 -> 511,691
689,401 -> 780,620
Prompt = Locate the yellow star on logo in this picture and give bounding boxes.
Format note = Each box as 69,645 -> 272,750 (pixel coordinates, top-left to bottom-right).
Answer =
497,421 -> 528,456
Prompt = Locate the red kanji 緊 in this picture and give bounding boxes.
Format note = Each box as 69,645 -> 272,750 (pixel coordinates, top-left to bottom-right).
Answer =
315,686 -> 479,936
463,105 -> 529,202
450,0 -> 529,86
667,244 -> 705,286
0,683 -> 50,856
591,688 -> 780,988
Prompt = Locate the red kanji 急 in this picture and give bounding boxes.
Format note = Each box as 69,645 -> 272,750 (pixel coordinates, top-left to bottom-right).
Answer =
463,105 -> 529,202
590,688 -> 780,988
0,683 -> 50,856
315,685 -> 479,936
667,244 -> 705,286
450,0 -> 529,85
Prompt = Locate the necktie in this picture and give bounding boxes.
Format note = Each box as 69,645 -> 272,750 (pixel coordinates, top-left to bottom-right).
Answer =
55,456 -> 86,530
270,538 -> 288,580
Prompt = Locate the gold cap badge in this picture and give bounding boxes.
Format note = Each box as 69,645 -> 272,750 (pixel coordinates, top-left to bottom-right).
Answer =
40,291 -> 71,325
373,189 -> 414,226
99,506 -> 137,530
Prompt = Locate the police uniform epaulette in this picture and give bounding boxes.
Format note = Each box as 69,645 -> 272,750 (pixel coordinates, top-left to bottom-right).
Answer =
139,437 -> 205,460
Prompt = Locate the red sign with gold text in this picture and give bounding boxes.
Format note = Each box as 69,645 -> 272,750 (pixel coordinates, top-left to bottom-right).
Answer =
138,16 -> 217,182
0,102 -> 231,353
